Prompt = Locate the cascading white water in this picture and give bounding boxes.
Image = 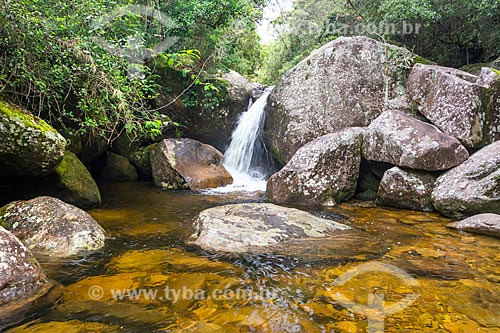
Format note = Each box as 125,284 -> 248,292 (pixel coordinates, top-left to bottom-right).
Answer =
215,89 -> 273,192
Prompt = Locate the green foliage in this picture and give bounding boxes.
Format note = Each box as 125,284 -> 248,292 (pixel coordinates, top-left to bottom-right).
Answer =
0,0 -> 168,142
0,0 -> 264,143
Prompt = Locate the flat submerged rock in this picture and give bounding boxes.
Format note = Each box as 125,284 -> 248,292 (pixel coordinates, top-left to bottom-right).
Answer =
189,203 -> 385,261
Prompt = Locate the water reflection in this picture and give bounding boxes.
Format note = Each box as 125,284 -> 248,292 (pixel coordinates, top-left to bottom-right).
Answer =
7,182 -> 500,333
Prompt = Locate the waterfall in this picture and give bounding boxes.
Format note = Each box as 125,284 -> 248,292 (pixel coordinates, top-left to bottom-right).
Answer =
219,89 -> 274,192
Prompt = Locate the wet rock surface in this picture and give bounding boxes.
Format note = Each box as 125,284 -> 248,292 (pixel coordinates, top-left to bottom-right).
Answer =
432,141 -> 500,218
267,128 -> 364,206
0,196 -> 106,257
190,203 -> 384,261
0,226 -> 56,329
363,110 -> 469,171
151,138 -> 233,190
448,213 -> 500,238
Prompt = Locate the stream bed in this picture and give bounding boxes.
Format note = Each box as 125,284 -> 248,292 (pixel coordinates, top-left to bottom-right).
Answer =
7,181 -> 500,333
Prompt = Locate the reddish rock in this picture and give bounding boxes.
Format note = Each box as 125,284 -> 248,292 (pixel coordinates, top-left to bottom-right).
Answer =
151,139 -> 233,190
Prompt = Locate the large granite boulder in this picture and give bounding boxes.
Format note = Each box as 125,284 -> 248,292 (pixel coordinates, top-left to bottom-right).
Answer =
432,141 -> 500,218
447,214 -> 500,238
0,197 -> 106,257
264,36 -> 420,163
408,64 -> 500,147
0,226 -> 56,328
376,167 -> 436,212
100,152 -> 138,181
151,139 -> 233,190
363,110 -> 469,171
190,203 -> 384,261
0,100 -> 66,176
267,128 -> 364,206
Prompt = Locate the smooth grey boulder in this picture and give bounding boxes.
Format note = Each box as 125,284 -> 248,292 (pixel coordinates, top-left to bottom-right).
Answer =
0,196 -> 106,257
0,226 -> 56,328
363,110 -> 469,171
376,167 -> 436,212
408,64 -> 500,147
190,203 -> 384,260
0,100 -> 66,177
432,141 -> 500,218
447,214 -> 500,238
264,36 -> 420,163
267,128 -> 364,206
151,138 -> 233,190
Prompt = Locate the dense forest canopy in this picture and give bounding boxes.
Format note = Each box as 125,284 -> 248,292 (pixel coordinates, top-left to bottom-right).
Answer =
1,0 -> 498,140
0,0 -> 264,142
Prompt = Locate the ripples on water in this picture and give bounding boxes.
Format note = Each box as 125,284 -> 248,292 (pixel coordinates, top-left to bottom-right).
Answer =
6,182 -> 500,333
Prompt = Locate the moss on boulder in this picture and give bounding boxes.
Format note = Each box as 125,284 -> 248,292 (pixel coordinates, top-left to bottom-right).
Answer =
0,100 -> 66,176
47,151 -> 101,208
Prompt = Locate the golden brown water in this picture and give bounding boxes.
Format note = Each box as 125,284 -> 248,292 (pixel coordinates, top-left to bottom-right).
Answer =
6,182 -> 500,333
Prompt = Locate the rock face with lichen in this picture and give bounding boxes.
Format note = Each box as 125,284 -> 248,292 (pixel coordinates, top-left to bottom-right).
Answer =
447,214 -> 500,238
264,36 -> 421,163
363,110 -> 469,171
190,203 -> 384,260
151,138 -> 233,190
376,167 -> 436,212
267,128 -> 364,206
0,226 -> 55,327
0,100 -> 66,176
0,196 -> 106,257
432,141 -> 500,218
408,65 -> 500,147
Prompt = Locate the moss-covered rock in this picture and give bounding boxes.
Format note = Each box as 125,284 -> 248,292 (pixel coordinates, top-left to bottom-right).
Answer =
0,100 -> 66,176
100,152 -> 138,181
47,151 -> 101,208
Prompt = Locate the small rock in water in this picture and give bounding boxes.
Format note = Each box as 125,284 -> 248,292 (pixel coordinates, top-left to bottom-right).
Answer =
448,214 -> 500,238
